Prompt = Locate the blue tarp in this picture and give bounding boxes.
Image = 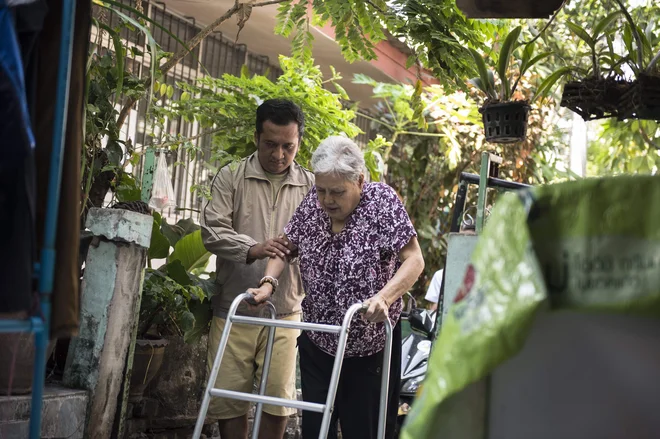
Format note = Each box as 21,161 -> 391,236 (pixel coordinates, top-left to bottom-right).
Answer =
0,0 -> 36,166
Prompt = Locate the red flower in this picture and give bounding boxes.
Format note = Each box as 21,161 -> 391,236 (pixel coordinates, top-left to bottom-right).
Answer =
453,264 -> 475,304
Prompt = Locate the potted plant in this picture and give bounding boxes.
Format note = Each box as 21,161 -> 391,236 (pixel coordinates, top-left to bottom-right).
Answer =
129,212 -> 214,400
616,5 -> 660,120
558,10 -> 633,121
468,26 -> 559,143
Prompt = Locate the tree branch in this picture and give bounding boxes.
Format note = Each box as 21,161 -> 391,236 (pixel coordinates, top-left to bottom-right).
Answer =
356,111 -> 397,131
364,0 -> 387,15
640,123 -> 660,150
116,0 -> 287,128
252,0 -> 287,6
520,0 -> 568,46
153,128 -> 223,149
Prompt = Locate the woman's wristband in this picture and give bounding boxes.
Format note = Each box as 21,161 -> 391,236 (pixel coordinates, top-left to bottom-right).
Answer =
259,275 -> 278,294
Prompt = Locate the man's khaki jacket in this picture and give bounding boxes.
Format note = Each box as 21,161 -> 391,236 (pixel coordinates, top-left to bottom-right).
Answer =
201,153 -> 314,318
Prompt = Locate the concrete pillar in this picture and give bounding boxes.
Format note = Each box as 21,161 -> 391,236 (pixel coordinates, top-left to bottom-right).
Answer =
63,208 -> 152,439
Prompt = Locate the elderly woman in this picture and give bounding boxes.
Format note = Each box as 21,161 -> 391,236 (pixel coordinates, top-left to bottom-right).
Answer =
249,136 -> 425,439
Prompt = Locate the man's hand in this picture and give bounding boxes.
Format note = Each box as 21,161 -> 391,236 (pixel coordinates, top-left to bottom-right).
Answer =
362,295 -> 391,323
246,284 -> 274,311
248,235 -> 295,260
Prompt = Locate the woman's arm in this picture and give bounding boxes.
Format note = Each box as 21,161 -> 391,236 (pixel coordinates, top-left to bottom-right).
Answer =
247,234 -> 294,304
363,237 -> 425,322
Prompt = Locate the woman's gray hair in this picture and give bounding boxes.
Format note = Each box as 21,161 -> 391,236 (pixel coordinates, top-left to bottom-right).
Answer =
311,136 -> 365,182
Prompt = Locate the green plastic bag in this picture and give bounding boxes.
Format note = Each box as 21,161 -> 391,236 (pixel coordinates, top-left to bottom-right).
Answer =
402,175 -> 660,439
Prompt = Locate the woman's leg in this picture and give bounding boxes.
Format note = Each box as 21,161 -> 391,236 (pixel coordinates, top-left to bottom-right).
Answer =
335,350 -> 384,439
298,331 -> 338,439
335,321 -> 402,439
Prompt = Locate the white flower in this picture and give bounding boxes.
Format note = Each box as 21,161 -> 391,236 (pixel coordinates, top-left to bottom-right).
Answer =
249,94 -> 263,106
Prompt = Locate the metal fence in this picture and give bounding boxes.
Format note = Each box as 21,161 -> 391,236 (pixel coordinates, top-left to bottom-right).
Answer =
95,0 -> 373,223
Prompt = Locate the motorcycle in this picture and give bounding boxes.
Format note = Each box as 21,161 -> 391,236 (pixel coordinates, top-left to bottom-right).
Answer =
395,294 -> 437,435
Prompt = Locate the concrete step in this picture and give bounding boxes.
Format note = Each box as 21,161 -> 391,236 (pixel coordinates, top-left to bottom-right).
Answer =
0,385 -> 88,438
0,420 -> 30,438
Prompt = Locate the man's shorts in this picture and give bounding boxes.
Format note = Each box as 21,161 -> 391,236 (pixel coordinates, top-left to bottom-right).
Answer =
206,313 -> 300,419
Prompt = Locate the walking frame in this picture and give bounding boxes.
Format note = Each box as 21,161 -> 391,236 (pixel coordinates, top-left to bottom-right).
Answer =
193,292 -> 393,439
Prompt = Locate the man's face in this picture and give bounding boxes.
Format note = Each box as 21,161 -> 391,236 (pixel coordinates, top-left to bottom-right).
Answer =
255,120 -> 300,174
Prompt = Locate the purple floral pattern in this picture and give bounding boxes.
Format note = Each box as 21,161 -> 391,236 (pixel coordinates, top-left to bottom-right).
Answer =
284,183 -> 417,357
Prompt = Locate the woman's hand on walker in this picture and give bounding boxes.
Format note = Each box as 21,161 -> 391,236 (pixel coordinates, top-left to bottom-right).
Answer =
362,295 -> 390,323
246,284 -> 273,310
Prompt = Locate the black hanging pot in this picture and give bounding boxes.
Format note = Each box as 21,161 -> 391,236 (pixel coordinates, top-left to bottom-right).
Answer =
561,77 -> 632,121
479,101 -> 531,144
619,73 -> 660,121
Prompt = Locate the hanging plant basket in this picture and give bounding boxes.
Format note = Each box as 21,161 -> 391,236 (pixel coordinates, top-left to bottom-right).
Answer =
619,73 -> 660,121
479,101 -> 531,144
560,77 -> 632,121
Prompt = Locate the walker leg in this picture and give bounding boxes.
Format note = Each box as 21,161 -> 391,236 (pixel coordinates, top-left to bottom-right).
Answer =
318,303 -> 364,439
252,303 -> 277,439
193,293 -> 252,438
377,320 -> 393,439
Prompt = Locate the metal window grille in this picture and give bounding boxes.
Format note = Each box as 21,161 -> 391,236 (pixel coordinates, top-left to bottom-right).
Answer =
246,53 -> 283,81
354,110 -> 374,148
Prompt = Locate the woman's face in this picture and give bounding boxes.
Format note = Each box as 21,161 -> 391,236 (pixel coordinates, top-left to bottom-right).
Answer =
315,172 -> 364,223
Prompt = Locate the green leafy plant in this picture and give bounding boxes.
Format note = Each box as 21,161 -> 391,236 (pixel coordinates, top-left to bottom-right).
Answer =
137,212 -> 214,343
106,0 -> 500,130
564,11 -> 623,78
556,9 -> 642,122
383,0 -> 503,91
84,0 -> 203,217
363,135 -> 391,182
83,44 -> 146,217
355,75 -> 572,297
274,0 -> 490,81
521,0 -> 660,169
468,26 -> 560,105
589,118 -> 660,175
274,0 -> 389,63
83,2 -> 173,219
619,17 -> 660,75
157,56 -> 364,172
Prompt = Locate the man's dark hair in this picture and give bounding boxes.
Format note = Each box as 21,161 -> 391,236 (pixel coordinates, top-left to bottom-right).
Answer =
255,99 -> 305,139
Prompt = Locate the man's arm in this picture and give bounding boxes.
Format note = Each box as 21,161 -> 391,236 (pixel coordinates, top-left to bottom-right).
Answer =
201,168 -> 294,263
200,168 -> 258,263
